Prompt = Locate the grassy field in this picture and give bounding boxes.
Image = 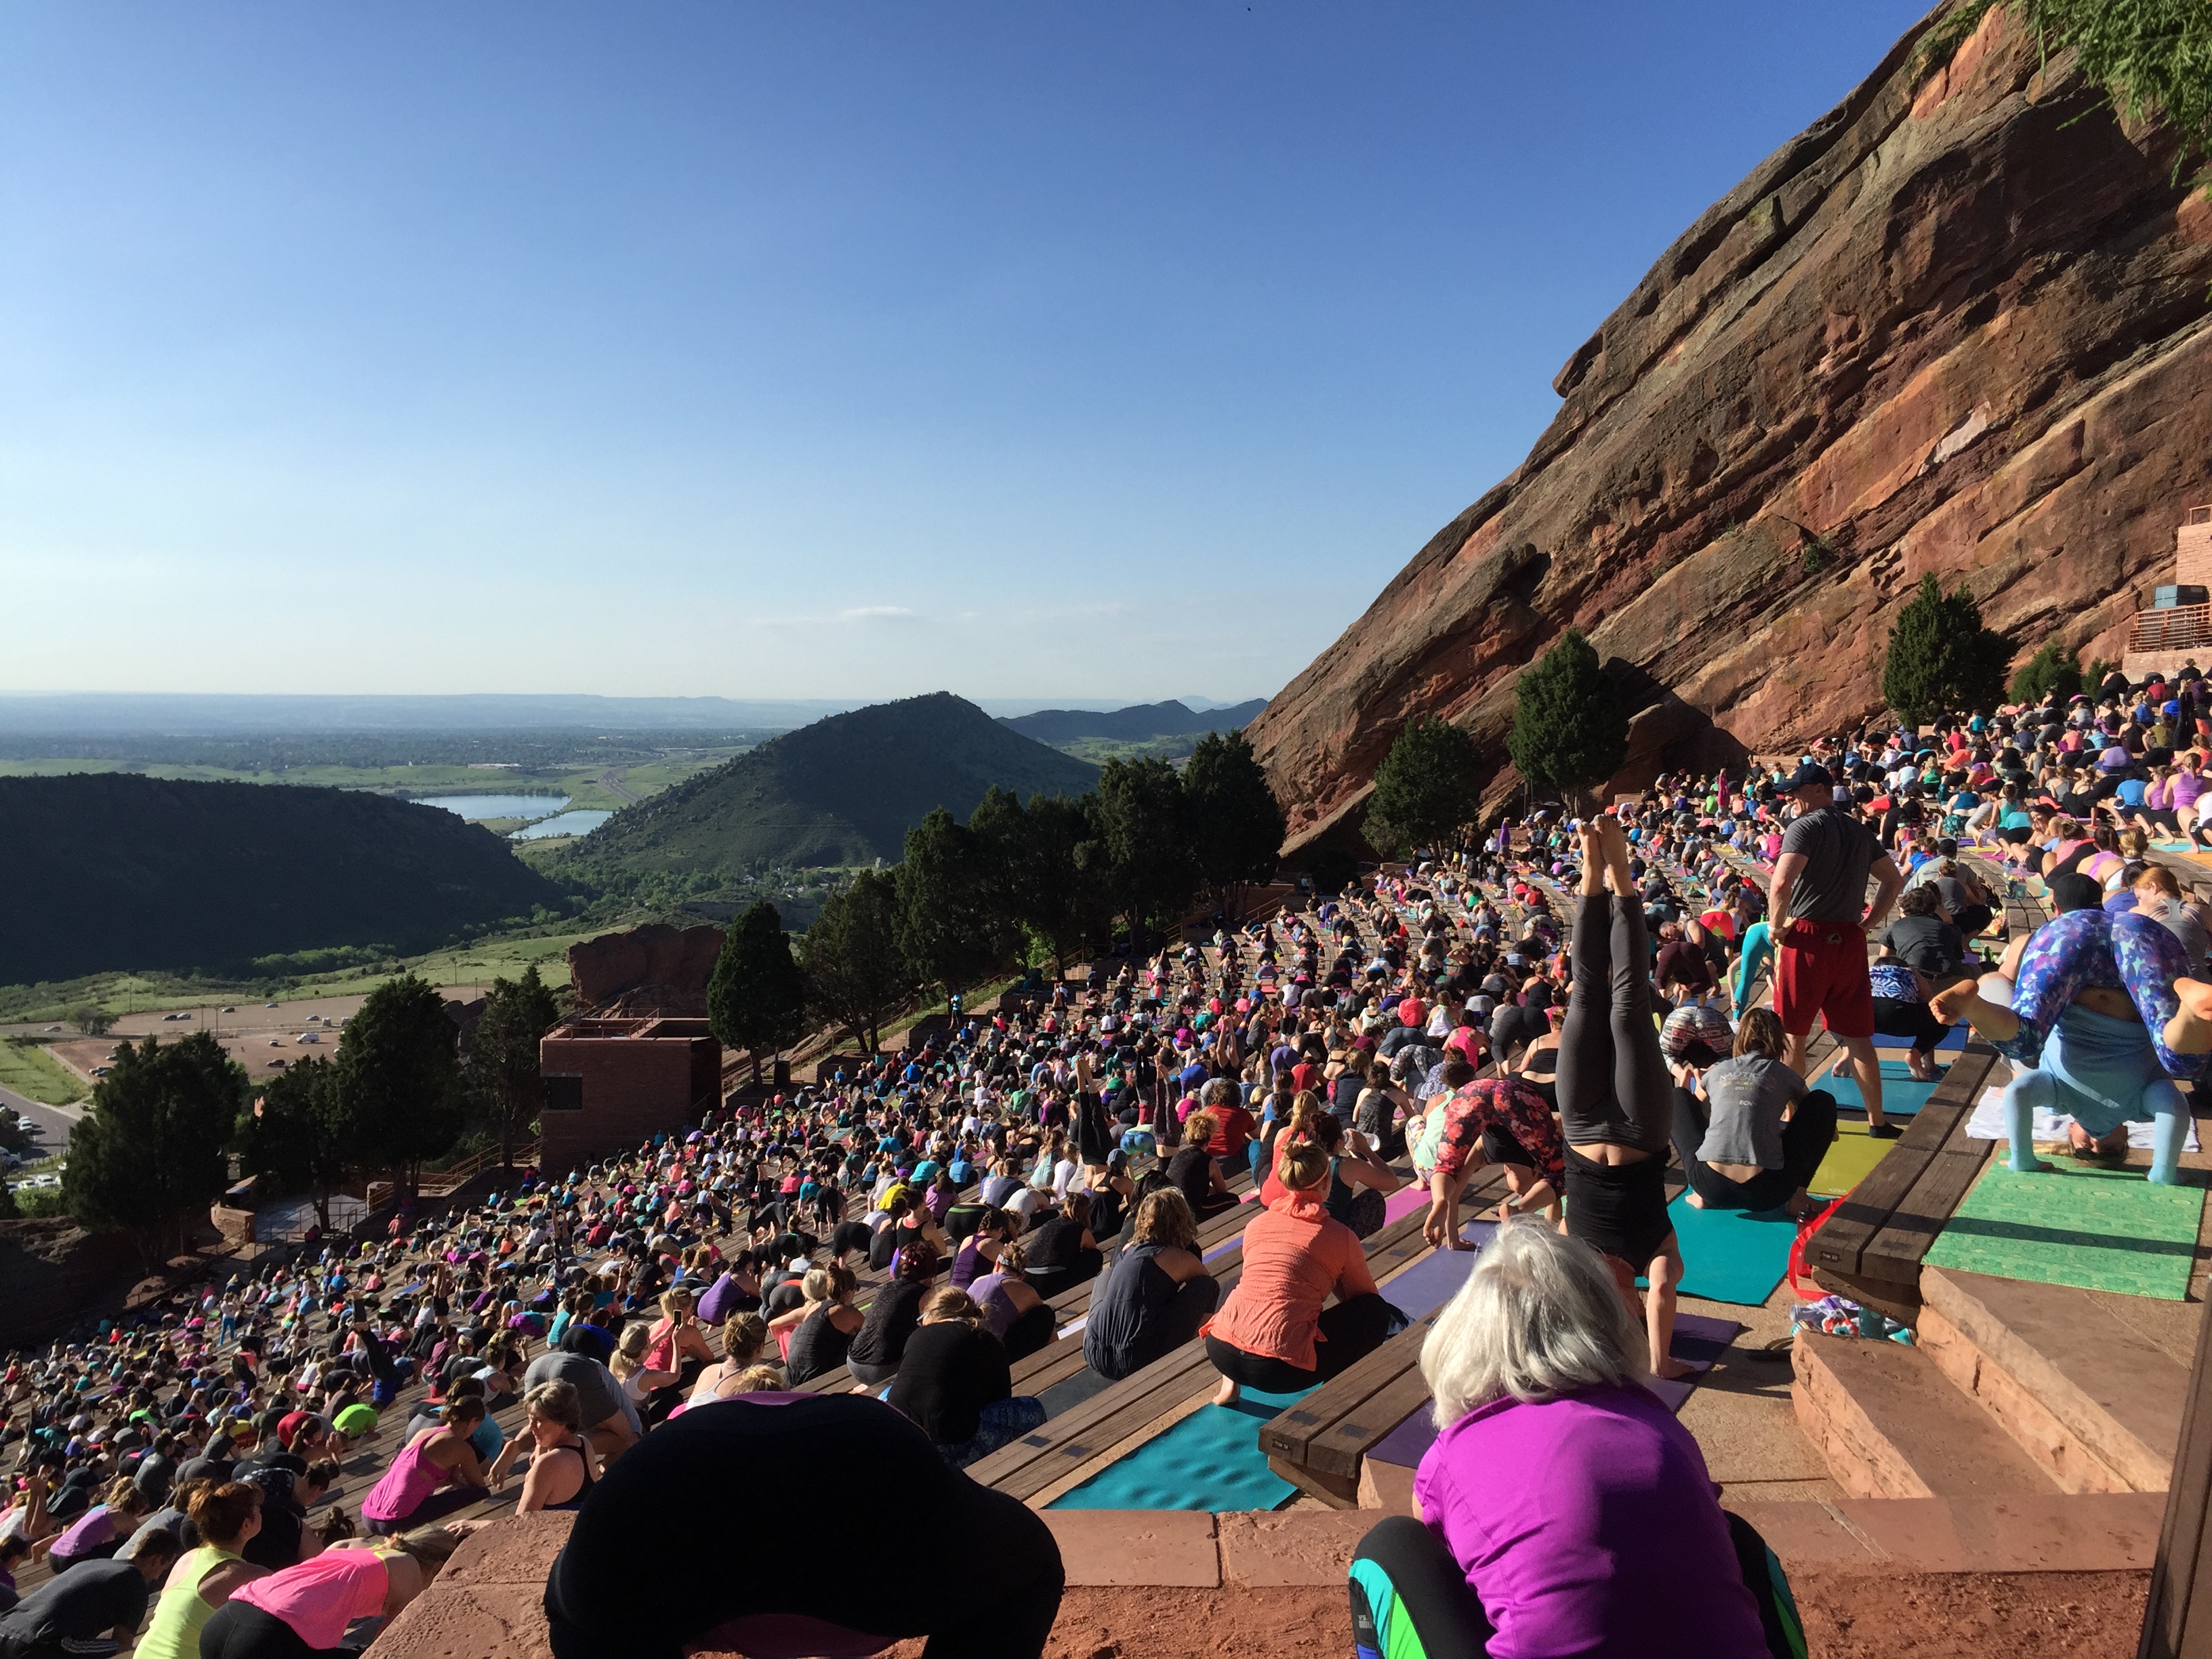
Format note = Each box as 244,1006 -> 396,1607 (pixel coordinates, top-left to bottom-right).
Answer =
0,925 -> 623,1026
0,1038 -> 89,1105
0,753 -> 745,816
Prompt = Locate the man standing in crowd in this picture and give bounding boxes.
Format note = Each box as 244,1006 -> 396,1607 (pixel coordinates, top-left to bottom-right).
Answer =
1768,762 -> 1906,1136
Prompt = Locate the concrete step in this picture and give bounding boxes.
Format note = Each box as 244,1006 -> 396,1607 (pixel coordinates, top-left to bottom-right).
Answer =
1792,1330 -> 2064,1500
1917,1264 -> 2188,1493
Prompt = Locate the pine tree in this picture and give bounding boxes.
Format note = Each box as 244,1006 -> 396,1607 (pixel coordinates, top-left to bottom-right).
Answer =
335,975 -> 465,1202
706,903 -> 810,1084
2009,641 -> 2083,705
237,1055 -> 354,1231
1364,715 -> 1483,858
1183,729 -> 1286,920
472,965 -> 563,1168
1507,628 -> 1631,812
63,1031 -> 245,1269
802,870 -> 909,1055
1883,573 -> 2013,726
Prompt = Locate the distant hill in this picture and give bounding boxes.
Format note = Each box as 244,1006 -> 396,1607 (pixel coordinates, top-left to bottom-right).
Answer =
1000,698 -> 1266,745
0,774 -> 564,985
573,693 -> 1099,874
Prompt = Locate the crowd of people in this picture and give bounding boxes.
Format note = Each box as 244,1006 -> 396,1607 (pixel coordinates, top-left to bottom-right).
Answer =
4,664 -> 2211,1657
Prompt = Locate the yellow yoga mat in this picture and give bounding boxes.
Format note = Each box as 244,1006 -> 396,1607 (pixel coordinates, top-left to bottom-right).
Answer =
1810,1120 -> 1896,1197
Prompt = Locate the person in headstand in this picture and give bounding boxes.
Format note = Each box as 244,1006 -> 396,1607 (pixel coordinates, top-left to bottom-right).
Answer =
1931,904 -> 2212,1183
1555,816 -> 1694,1380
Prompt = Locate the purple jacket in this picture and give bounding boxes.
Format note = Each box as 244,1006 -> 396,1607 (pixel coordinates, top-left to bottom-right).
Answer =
1414,1382 -> 1766,1659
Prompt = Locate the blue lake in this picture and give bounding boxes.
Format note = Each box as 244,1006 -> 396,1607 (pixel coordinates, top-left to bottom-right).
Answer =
510,809 -> 614,840
410,794 -> 569,821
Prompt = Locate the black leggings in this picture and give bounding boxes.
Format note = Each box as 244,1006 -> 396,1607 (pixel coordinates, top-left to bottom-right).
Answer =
1555,894 -> 1671,1150
828,1221 -> 873,1260
200,1601 -> 344,1659
1002,1300 -> 1059,1362
1203,1292 -> 1405,1393
1671,1087 -> 1839,1211
1872,997 -> 1951,1056
545,1394 -> 1063,1659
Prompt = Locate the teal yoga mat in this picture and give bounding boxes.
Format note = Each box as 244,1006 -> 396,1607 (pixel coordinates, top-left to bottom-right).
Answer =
1820,1059 -> 1946,1118
1655,1195 -> 1800,1306
1046,1385 -> 1313,1512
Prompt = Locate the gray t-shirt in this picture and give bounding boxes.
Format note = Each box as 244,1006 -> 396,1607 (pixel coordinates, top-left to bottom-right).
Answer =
1696,1055 -> 1806,1171
2144,899 -> 2211,978
1780,807 -> 1880,924
523,1350 -> 623,1431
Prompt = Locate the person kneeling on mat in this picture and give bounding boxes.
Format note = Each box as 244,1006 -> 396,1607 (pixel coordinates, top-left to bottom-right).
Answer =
1348,1221 -> 1793,1659
544,1391 -> 1064,1659
1671,1008 -> 1837,1221
1929,900 -> 2212,1183
1200,1139 -> 1406,1407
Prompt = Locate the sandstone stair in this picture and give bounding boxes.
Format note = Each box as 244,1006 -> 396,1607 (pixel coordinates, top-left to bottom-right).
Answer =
1794,1264 -> 2190,1501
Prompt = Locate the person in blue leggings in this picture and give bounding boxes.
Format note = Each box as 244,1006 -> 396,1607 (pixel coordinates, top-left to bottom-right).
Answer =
1929,903 -> 2212,1183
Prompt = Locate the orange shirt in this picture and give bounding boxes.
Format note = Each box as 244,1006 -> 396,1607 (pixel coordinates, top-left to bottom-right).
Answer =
1202,1193 -> 1376,1372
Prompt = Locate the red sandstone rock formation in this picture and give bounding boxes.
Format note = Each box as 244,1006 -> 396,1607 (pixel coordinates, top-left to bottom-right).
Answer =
567,922 -> 724,1014
1250,5 -> 2212,851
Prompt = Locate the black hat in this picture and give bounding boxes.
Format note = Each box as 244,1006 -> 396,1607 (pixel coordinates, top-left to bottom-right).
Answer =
1785,762 -> 1835,792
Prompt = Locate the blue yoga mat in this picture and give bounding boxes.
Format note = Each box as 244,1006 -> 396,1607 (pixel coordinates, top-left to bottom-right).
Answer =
1046,1384 -> 1313,1511
1820,1059 -> 1946,1118
1654,1195 -> 1800,1306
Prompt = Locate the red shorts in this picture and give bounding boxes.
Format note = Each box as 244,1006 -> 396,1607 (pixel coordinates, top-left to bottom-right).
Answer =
1774,920 -> 1875,1040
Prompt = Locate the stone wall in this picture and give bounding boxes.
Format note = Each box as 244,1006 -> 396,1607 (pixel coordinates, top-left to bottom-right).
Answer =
566,922 -> 724,1013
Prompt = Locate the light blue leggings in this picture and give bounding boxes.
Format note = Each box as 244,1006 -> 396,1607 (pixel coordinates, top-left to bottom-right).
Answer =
2003,1065 -> 2188,1185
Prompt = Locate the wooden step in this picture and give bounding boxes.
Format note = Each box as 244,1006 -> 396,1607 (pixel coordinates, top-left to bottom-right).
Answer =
1918,1265 -> 2188,1494
1792,1328 -> 2063,1500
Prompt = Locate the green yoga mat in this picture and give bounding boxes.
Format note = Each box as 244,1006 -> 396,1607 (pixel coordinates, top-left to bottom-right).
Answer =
1924,1160 -> 2206,1300
1820,1059 -> 1945,1118
1046,1384 -> 1313,1511
1650,1195 -> 1800,1306
1810,1122 -> 1895,1198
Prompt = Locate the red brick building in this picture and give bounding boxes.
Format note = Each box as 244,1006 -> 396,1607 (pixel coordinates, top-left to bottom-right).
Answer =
538,1017 -> 720,1168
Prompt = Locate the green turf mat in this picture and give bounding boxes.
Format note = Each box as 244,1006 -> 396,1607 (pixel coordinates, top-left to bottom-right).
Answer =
1045,1384 -> 1313,1511
1924,1160 -> 2205,1300
1810,1122 -> 1895,1198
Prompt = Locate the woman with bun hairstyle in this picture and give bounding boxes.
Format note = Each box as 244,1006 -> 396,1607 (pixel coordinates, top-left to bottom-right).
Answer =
133,1480 -> 265,1659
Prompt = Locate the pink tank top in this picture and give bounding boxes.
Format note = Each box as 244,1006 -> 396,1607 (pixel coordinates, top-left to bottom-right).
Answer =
232,1551 -> 390,1648
362,1433 -> 443,1522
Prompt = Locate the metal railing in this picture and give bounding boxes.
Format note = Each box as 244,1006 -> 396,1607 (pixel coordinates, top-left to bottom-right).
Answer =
2129,603 -> 2212,655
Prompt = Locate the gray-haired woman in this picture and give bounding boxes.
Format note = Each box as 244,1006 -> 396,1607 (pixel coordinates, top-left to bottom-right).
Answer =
1347,1222 -> 1786,1658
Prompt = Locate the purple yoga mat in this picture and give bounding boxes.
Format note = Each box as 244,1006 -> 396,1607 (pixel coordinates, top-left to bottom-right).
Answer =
1366,1311 -> 1745,1470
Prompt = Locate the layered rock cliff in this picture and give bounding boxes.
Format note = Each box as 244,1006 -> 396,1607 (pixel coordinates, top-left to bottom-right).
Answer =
1251,3 -> 2212,851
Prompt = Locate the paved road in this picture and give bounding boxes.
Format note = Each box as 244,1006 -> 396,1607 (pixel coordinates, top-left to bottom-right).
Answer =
1,1083 -> 81,1160
598,767 -> 640,804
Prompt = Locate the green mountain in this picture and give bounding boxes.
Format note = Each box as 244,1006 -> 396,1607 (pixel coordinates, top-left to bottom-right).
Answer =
1001,697 -> 1267,747
0,774 -> 564,985
571,692 -> 1099,874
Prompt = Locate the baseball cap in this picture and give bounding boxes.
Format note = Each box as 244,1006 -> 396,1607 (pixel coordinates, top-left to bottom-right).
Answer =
1784,762 -> 1835,792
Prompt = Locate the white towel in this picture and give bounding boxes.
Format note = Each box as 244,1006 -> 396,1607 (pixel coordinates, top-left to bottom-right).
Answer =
1965,1085 -> 2200,1152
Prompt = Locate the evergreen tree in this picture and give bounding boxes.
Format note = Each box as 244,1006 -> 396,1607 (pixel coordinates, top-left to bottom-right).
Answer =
1093,756 -> 1200,951
63,1031 -> 245,1269
237,1055 -> 354,1231
336,974 -> 465,1201
802,869 -> 910,1055
895,808 -> 1003,1006
1364,715 -> 1483,857
1882,573 -> 2013,726
1507,628 -> 1631,812
471,965 -> 563,1169
706,903 -> 810,1084
2009,641 -> 2084,705
1183,730 -> 1286,919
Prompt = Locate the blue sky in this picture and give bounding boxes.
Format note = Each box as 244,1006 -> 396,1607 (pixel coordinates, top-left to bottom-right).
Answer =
0,1 -> 1931,706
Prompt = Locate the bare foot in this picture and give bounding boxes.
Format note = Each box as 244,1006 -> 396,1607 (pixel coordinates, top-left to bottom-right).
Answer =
1683,1191 -> 1707,1209
1654,1356 -> 1698,1381
1212,1376 -> 1240,1408
1826,1050 -> 1852,1080
1906,1051 -> 1937,1082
